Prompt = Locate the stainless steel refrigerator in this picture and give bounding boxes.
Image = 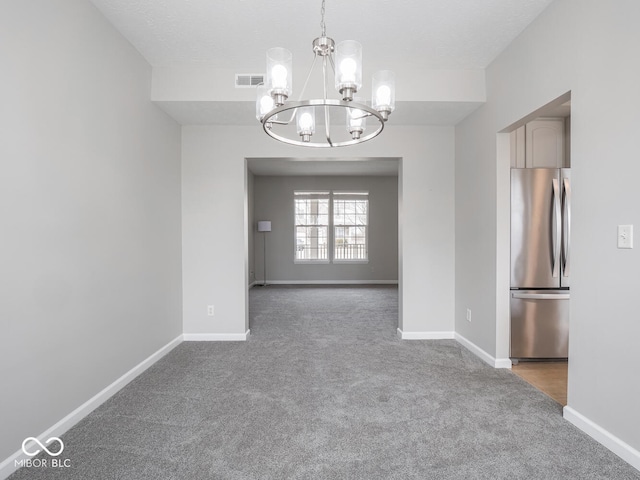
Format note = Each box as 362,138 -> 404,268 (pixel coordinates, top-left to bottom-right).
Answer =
510,168 -> 571,359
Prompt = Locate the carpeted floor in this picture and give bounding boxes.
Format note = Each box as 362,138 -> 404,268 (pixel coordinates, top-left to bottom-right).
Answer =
10,285 -> 640,479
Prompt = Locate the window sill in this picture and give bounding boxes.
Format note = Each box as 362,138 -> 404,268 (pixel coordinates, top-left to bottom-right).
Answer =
332,259 -> 369,264
293,259 -> 369,265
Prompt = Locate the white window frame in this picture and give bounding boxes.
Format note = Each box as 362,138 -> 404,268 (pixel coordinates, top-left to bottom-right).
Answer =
332,191 -> 369,264
293,191 -> 330,264
293,190 -> 369,264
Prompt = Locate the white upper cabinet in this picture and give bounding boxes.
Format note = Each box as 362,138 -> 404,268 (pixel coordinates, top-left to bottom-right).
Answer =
525,118 -> 565,168
510,118 -> 569,168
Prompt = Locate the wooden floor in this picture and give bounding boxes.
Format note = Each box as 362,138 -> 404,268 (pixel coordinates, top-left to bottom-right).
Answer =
511,361 -> 568,406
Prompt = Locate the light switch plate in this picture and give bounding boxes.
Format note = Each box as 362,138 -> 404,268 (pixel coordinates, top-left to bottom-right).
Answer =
617,225 -> 633,249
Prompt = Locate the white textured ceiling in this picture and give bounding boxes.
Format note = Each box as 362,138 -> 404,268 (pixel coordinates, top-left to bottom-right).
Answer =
86,0 -> 556,174
89,0 -> 555,70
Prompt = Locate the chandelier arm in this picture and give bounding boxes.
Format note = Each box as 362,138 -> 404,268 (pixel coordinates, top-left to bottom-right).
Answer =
328,54 -> 336,75
325,108 -> 333,146
322,55 -> 333,146
279,110 -> 295,126
352,111 -> 372,121
298,53 -> 319,103
322,54 -> 329,103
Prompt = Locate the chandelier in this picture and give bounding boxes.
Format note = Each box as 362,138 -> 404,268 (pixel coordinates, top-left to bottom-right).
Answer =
255,0 -> 395,148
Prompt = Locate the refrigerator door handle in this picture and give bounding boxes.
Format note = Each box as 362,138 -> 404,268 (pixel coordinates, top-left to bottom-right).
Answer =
552,178 -> 561,278
563,177 -> 571,278
512,292 -> 570,300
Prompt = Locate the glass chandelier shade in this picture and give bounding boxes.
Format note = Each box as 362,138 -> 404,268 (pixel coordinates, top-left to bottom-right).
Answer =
372,70 -> 396,121
346,98 -> 367,140
266,47 -> 292,106
255,84 -> 275,122
296,106 -> 316,142
335,40 -> 362,101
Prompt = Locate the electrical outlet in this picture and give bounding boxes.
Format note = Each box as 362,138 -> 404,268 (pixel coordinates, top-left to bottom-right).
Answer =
466,308 -> 472,322
618,225 -> 633,249
207,305 -> 215,316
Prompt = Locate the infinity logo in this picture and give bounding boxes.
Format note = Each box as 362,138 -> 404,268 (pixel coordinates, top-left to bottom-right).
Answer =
21,437 -> 64,457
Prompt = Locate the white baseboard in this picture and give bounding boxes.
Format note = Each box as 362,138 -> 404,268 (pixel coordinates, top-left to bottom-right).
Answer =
183,330 -> 250,341
266,280 -> 399,285
0,334 -> 183,480
397,328 -> 455,340
563,406 -> 640,471
454,333 -> 512,369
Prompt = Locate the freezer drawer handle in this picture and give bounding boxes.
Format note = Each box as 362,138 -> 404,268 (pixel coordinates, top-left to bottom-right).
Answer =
512,292 -> 570,300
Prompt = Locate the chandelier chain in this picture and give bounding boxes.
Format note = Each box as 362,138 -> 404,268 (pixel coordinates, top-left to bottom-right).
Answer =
320,0 -> 326,37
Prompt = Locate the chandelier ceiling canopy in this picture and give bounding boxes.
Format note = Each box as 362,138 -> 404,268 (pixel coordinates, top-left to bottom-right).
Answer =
256,0 -> 395,148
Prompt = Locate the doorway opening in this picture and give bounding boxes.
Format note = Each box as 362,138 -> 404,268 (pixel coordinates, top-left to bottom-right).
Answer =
245,157 -> 401,337
500,92 -> 572,405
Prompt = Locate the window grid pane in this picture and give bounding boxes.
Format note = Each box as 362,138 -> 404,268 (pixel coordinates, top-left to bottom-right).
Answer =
333,198 -> 368,260
295,197 -> 329,260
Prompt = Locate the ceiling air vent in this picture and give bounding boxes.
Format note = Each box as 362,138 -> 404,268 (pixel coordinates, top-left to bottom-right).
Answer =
235,74 -> 265,88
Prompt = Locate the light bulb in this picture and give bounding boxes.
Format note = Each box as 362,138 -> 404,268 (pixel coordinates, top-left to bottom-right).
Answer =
259,95 -> 274,115
299,112 -> 313,131
271,64 -> 288,89
376,85 -> 391,106
340,58 -> 357,84
349,108 -> 363,127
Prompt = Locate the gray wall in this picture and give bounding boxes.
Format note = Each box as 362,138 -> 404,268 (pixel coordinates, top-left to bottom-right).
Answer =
182,125 -> 455,336
252,175 -> 399,283
455,0 -> 640,454
0,0 -> 182,462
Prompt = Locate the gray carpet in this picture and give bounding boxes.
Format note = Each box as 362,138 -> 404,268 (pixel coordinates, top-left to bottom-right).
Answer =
10,285 -> 640,479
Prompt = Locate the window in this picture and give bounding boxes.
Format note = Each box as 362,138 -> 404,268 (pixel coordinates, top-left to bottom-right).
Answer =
333,192 -> 368,261
294,192 -> 329,261
294,191 -> 368,262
